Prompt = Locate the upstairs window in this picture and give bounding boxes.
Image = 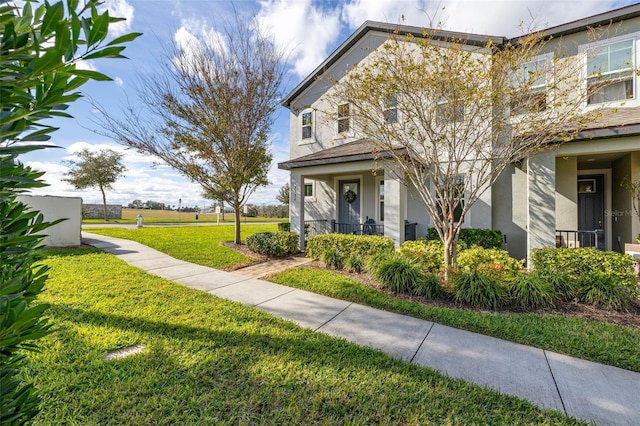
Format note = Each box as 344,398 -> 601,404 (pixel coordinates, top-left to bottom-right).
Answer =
383,94 -> 397,124
338,103 -> 350,133
301,111 -> 313,139
435,100 -> 464,125
511,58 -> 547,114
587,39 -> 634,104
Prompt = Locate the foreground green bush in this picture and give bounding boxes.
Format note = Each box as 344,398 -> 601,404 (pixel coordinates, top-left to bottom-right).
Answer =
508,272 -> 557,309
307,234 -> 394,260
452,272 -> 508,310
245,231 -> 299,257
457,247 -> 524,277
399,240 -> 466,273
373,253 -> 428,294
427,228 -> 503,249
532,248 -> 638,309
322,248 -> 344,270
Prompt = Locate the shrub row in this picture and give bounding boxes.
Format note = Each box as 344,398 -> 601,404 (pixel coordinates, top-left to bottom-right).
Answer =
427,228 -> 503,249
399,240 -> 523,276
246,231 -> 299,257
307,234 -> 395,260
374,246 -> 638,311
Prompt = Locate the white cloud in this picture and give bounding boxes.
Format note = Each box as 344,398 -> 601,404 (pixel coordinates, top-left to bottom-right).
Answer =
256,0 -> 342,78
114,76 -> 124,86
173,18 -> 227,75
340,0 -> 623,37
102,0 -> 135,37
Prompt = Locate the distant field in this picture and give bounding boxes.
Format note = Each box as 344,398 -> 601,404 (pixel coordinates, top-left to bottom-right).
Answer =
81,208 -> 287,223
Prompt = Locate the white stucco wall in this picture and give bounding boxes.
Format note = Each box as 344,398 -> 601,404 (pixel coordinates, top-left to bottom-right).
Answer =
16,195 -> 82,247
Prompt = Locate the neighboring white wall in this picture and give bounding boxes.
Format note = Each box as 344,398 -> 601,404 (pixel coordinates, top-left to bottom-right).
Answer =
15,195 -> 82,247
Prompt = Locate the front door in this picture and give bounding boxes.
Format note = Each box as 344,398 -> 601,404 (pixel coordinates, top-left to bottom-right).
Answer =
338,180 -> 360,233
578,174 -> 605,250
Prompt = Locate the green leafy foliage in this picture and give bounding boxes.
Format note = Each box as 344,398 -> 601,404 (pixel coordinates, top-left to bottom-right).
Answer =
532,248 -> 638,308
457,247 -> 524,278
576,273 -> 635,311
277,222 -> 291,232
427,228 -> 503,249
322,248 -> 344,270
245,231 -> 299,257
307,234 -> 394,260
413,273 -> 443,299
373,253 -> 428,294
452,272 -> 508,310
1,1 -> 139,423
345,254 -> 364,273
508,272 -> 557,309
399,240 -> 467,273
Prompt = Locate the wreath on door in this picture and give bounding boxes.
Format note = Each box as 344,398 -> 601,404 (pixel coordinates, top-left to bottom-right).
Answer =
344,189 -> 357,203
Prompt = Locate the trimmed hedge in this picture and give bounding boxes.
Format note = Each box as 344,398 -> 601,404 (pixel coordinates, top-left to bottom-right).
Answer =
457,246 -> 524,277
246,231 -> 299,257
277,222 -> 291,232
307,234 -> 395,260
427,227 -> 503,249
532,248 -> 638,310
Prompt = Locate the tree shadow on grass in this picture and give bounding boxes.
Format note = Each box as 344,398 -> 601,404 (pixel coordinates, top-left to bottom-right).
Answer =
37,302 -> 575,425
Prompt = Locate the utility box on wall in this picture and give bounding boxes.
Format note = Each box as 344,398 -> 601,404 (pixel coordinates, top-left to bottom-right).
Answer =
16,195 -> 82,247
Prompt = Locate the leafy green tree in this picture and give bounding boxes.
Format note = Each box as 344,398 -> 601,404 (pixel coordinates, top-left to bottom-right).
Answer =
0,1 -> 139,423
97,12 -> 286,244
276,183 -> 290,206
63,148 -> 127,220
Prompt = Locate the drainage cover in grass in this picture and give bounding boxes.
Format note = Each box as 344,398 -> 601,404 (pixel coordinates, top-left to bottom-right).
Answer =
104,344 -> 146,360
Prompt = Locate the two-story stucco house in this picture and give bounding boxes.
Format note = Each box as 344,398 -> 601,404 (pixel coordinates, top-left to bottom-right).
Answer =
278,4 -> 640,262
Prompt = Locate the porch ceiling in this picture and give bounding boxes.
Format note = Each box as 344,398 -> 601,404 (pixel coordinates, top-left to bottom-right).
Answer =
278,139 -> 405,170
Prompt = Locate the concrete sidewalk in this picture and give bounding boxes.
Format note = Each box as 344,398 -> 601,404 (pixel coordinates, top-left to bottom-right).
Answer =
82,232 -> 639,425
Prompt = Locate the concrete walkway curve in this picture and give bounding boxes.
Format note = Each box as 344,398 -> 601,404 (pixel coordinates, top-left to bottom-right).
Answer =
82,232 -> 639,425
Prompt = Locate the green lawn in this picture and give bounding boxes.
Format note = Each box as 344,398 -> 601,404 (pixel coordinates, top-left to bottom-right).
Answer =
87,224 -> 279,269
269,268 -> 640,373
85,226 -> 640,372
27,248 -> 582,425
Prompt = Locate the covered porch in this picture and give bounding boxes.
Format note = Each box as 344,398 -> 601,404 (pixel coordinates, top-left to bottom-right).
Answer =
278,140 -> 412,249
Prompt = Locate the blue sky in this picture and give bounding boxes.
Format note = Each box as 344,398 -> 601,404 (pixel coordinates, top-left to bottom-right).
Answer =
23,0 -> 638,209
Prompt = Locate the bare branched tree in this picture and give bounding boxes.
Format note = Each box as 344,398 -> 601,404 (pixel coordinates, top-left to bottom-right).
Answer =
96,12 -> 286,243
330,26 -> 627,275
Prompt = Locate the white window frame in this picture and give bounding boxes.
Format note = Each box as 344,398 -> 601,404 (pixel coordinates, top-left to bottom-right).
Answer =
337,103 -> 350,134
510,55 -> 551,115
581,34 -> 637,106
383,93 -> 398,125
300,110 -> 314,143
303,180 -> 315,201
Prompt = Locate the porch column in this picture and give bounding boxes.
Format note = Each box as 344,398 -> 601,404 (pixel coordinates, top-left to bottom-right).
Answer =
383,165 -> 407,248
526,151 -> 556,268
290,170 -> 306,250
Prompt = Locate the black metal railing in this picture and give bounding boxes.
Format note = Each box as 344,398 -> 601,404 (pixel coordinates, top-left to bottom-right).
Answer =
331,220 -> 384,236
304,220 -> 331,238
555,229 -> 604,250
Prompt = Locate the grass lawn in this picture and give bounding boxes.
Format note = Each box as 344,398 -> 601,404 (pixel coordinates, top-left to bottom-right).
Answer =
27,248 -> 582,425
269,268 -> 640,373
83,208 -> 287,224
87,224 -> 279,269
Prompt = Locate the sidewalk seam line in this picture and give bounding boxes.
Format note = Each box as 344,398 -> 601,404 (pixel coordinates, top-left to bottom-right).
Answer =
315,302 -> 353,331
543,350 -> 567,415
252,288 -> 298,307
409,321 -> 435,363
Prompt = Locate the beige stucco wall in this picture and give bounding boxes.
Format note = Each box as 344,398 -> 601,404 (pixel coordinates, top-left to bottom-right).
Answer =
15,195 -> 82,247
555,157 -> 578,231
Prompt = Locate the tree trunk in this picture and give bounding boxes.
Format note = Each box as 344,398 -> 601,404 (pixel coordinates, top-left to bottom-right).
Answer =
442,222 -> 458,281
233,195 -> 241,244
100,186 -> 108,221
